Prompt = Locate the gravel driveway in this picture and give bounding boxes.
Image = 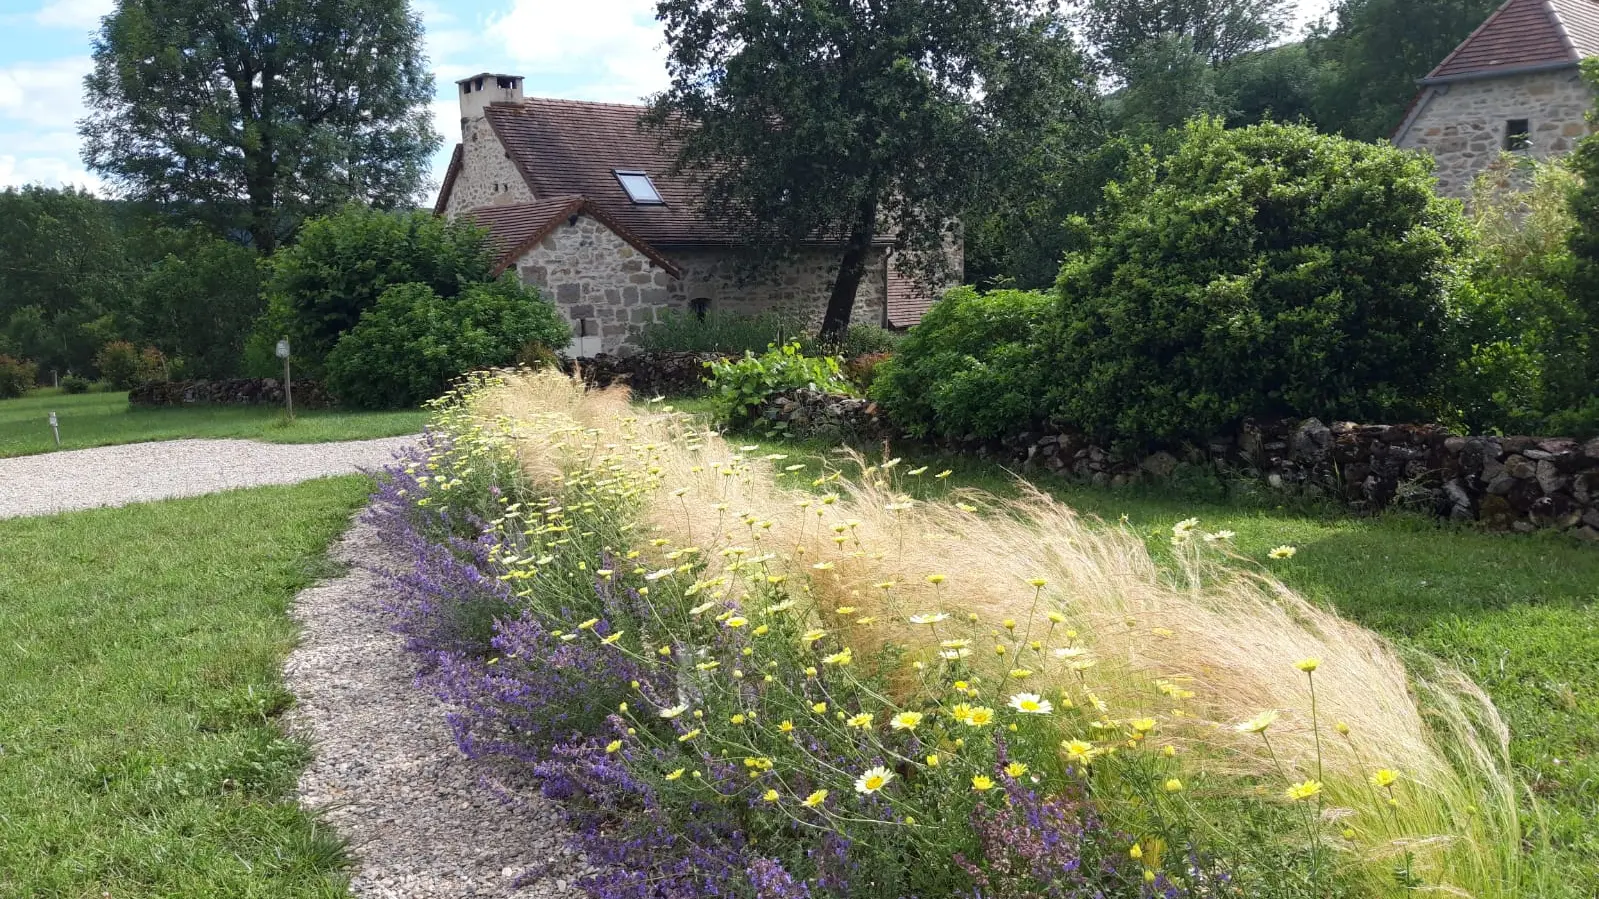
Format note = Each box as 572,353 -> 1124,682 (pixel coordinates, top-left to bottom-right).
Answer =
0,436 -> 416,519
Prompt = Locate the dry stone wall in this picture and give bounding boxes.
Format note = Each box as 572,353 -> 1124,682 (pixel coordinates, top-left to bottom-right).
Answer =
756,391 -> 1599,538
1397,69 -> 1593,198
130,378 -> 333,409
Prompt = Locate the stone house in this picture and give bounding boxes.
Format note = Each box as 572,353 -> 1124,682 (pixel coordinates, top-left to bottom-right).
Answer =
435,73 -> 955,355
1394,0 -> 1599,198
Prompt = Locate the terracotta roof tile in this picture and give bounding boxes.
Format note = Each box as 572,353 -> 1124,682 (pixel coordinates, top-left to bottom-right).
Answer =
481,98 -> 739,247
465,197 -> 684,279
1426,0 -> 1597,80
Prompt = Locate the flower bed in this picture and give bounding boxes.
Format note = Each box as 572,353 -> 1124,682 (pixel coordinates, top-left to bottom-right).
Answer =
367,370 -> 1531,899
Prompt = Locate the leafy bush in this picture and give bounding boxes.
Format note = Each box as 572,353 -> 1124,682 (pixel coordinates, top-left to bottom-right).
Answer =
0,354 -> 36,398
94,340 -> 140,389
325,278 -> 570,409
706,342 -> 852,426
842,351 -> 892,391
639,309 -> 799,354
871,287 -> 1054,440
60,374 -> 91,394
264,205 -> 495,369
1447,155 -> 1593,435
132,230 -> 264,380
1049,118 -> 1468,446
805,322 -> 900,359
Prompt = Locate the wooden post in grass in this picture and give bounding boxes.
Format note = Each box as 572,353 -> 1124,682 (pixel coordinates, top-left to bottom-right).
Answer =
276,339 -> 294,421
48,411 -> 59,447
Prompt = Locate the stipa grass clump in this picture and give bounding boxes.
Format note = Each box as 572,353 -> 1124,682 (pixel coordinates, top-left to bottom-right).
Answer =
373,369 -> 1534,899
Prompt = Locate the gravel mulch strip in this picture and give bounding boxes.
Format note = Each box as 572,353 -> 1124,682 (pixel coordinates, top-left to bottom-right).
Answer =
0,436 -> 417,519
284,516 -> 587,898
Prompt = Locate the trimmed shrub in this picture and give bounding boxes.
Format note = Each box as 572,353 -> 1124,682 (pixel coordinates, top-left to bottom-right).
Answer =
706,342 -> 852,426
806,322 -> 900,359
639,309 -> 799,355
870,286 -> 1053,440
59,374 -> 92,394
1050,118 -> 1468,447
0,355 -> 36,398
265,206 -> 495,368
325,278 -> 570,410
94,340 -> 140,389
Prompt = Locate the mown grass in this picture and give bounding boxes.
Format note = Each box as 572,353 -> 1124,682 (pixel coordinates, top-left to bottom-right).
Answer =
0,389 -> 426,458
665,396 -> 1599,894
0,477 -> 372,898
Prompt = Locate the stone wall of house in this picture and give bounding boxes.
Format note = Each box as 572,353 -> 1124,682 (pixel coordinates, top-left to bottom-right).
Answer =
514,214 -> 688,352
442,116 -> 535,218
1396,69 -> 1593,198
670,248 -> 889,328
130,378 -> 333,409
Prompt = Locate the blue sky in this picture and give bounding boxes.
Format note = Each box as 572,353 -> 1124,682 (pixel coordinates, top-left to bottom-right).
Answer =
0,0 -> 672,203
0,0 -> 1333,204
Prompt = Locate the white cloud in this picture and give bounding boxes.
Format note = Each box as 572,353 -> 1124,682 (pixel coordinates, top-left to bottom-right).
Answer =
0,56 -> 92,129
32,0 -> 113,29
486,0 -> 668,102
0,152 -> 101,190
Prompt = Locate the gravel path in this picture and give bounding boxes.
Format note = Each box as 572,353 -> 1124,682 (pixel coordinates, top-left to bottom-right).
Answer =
0,437 -> 416,519
284,517 -> 586,898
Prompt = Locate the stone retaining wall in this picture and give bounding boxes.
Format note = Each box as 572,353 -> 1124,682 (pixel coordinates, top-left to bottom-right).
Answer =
756,391 -> 1599,538
129,378 -> 333,409
563,351 -> 727,397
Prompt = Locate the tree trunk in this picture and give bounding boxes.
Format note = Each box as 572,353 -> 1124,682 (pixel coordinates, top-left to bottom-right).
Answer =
818,195 -> 880,342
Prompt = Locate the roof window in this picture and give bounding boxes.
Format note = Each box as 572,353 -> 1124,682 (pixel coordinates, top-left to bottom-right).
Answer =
614,169 -> 664,205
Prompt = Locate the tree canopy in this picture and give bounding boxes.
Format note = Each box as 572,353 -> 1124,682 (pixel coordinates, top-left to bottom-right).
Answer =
648,0 -> 1095,337
80,0 -> 440,252
1079,0 -> 1293,76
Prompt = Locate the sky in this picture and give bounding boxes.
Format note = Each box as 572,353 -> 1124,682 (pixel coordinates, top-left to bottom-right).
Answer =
0,0 -> 1335,204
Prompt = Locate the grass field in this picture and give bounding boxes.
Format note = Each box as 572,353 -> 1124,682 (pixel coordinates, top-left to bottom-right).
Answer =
0,477 -> 371,898
664,396 -> 1599,893
0,389 -> 426,458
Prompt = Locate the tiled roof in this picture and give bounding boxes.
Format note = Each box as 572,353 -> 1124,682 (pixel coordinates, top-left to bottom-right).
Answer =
481,98 -> 738,247
466,197 -> 684,279
435,144 -> 463,215
1425,0 -> 1599,81
885,261 -> 935,328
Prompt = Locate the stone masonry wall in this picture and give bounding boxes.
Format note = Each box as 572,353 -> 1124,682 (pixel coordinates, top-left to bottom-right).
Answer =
756,391 -> 1599,539
515,214 -> 688,353
513,214 -> 891,353
1396,69 -> 1593,198
442,116 -> 535,218
670,248 -> 889,329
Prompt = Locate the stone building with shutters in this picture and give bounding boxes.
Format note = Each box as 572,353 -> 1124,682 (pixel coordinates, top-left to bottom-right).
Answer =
1393,0 -> 1599,198
435,74 -> 957,355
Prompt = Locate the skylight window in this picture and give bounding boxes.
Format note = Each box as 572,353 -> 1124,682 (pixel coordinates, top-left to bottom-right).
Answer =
614,170 -> 664,205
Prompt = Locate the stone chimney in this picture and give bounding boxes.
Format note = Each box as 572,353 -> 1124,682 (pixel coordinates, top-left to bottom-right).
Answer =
457,73 -> 524,129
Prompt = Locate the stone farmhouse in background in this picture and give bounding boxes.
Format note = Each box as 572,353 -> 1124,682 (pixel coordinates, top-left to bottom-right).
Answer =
1394,0 -> 1599,198
435,74 -> 953,355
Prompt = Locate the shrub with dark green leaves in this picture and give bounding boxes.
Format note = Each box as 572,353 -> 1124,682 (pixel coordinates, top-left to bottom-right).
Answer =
94,340 -> 141,389
640,309 -> 799,355
1050,118 -> 1468,447
0,354 -> 36,398
325,278 -> 571,409
265,206 -> 495,368
806,322 -> 900,359
706,342 -> 852,426
60,374 -> 91,394
870,287 -> 1053,440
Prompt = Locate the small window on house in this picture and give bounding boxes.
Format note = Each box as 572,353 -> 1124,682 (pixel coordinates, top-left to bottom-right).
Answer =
1505,119 -> 1531,151
614,170 -> 664,205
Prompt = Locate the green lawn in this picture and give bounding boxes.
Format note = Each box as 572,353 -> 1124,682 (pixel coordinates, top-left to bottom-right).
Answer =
0,477 -> 371,898
667,397 -> 1599,893
0,389 -> 426,458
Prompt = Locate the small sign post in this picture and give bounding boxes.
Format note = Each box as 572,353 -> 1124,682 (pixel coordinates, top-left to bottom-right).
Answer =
275,339 -> 294,420
48,411 -> 59,447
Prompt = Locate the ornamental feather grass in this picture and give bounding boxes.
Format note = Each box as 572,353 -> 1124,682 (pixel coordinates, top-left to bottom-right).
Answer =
468,369 -> 1531,898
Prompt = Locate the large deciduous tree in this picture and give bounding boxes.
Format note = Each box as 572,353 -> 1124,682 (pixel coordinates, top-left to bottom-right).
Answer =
649,0 -> 1093,338
1078,0 -> 1292,77
80,0 -> 439,253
